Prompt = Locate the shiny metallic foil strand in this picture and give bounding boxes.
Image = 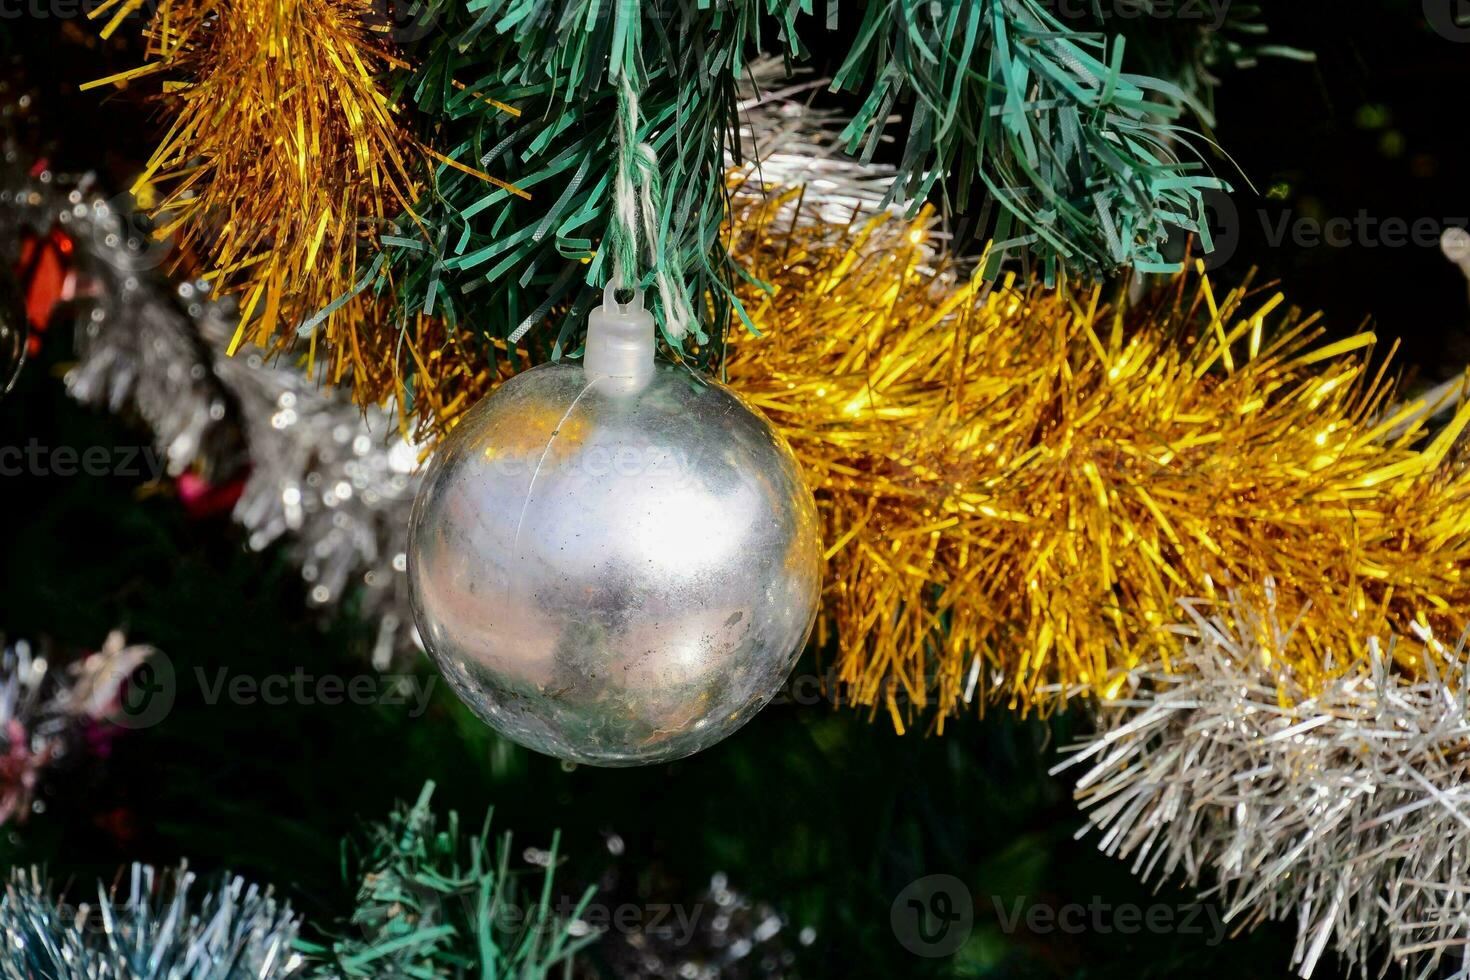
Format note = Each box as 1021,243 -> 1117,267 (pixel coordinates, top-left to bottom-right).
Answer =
1055,596 -> 1470,979
721,186 -> 1470,725
83,0 -> 458,390
0,864 -> 303,978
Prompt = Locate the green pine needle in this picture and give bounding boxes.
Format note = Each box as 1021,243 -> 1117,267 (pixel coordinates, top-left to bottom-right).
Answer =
309,781 -> 597,978
830,0 -> 1228,283
378,0 -> 1246,371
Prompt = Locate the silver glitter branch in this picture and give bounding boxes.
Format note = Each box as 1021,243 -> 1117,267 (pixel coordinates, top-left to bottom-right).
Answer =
62,193 -> 421,667
206,344 -> 420,669
3,132 -> 422,668
0,864 -> 304,979
1054,595 -> 1470,979
734,60 -> 901,227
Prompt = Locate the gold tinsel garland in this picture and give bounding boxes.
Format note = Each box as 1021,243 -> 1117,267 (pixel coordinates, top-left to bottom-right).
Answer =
83,0 -> 518,397
723,187 -> 1470,725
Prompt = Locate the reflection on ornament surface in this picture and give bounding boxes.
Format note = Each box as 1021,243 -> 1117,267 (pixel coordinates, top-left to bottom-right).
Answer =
409,361 -> 821,766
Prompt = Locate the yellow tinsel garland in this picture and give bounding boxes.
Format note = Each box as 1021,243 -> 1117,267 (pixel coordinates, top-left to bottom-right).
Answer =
83,0 -> 519,399
724,187 -> 1470,725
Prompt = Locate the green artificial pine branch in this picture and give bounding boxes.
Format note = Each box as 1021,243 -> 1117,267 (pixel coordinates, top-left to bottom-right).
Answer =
381,0 -> 785,377
304,781 -> 597,978
830,0 -> 1228,283
378,0 -> 1251,381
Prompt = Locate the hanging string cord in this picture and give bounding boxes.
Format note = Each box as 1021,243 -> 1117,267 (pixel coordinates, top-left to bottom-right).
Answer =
608,73 -> 694,341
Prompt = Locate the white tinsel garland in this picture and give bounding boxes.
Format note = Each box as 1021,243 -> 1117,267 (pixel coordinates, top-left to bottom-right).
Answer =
1055,593 -> 1470,979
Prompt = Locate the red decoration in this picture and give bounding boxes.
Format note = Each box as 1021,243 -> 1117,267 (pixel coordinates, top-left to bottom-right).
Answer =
176,469 -> 248,519
15,226 -> 74,354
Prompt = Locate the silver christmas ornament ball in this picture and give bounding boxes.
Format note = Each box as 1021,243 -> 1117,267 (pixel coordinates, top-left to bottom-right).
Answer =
408,356 -> 822,766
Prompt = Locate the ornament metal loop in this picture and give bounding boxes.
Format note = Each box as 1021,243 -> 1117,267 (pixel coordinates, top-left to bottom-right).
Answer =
602,281 -> 645,316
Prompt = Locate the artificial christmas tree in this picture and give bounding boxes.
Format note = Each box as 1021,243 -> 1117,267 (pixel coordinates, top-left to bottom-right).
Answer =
4,3 -> 1470,978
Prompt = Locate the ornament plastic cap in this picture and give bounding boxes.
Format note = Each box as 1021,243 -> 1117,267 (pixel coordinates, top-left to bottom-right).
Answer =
585,283 -> 655,393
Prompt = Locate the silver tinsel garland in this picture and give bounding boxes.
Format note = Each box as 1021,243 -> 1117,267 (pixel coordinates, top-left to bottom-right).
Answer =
64,215 -> 421,667
0,864 -> 304,979
204,343 -> 420,669
1055,594 -> 1470,979
734,63 -> 901,227
2,132 -> 422,668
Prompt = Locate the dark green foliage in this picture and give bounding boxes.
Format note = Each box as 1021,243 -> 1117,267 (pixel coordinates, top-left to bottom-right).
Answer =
830,0 -> 1227,282
383,0 -> 781,367
381,0 -> 1235,375
303,783 -> 596,977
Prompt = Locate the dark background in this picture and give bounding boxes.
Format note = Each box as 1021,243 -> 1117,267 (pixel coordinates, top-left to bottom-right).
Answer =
2,3 -> 1465,977
1209,0 -> 1470,375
